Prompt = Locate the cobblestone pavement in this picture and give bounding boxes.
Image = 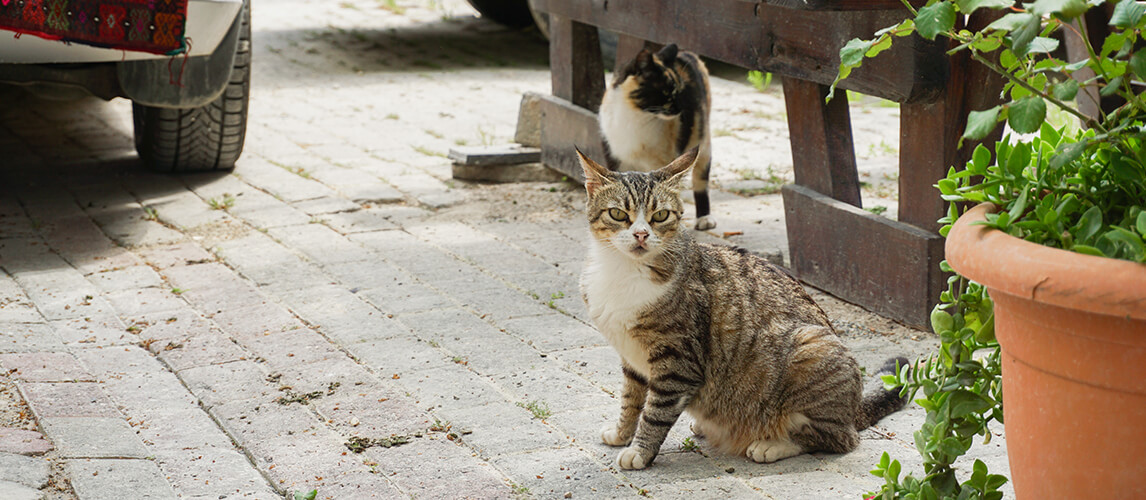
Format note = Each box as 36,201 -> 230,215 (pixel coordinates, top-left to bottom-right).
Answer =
0,0 -> 1010,498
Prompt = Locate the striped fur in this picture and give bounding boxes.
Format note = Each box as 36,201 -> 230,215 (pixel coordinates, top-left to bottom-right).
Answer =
576,149 -> 909,470
599,43 -> 716,231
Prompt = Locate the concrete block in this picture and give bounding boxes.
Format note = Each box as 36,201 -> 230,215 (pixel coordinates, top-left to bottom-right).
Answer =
318,209 -> 400,234
178,360 -> 273,409
162,263 -> 268,314
490,446 -> 632,499
449,144 -> 540,167
103,288 -> 187,317
499,312 -> 605,353
154,330 -> 248,372
0,352 -> 93,382
0,428 -> 53,456
267,224 -> 375,265
399,365 -> 508,411
66,458 -> 178,500
436,401 -> 564,458
51,314 -> 130,347
347,335 -> 446,374
746,468 -> 874,500
0,480 -> 41,500
153,447 -> 277,498
41,418 -> 149,459
363,437 -> 511,499
291,196 -> 362,216
515,91 -> 543,147
0,452 -> 50,489
88,266 -> 165,293
19,382 -> 118,419
134,242 -> 215,270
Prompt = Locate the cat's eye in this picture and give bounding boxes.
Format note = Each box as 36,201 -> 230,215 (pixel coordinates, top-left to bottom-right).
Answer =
608,208 -> 629,222
651,210 -> 671,223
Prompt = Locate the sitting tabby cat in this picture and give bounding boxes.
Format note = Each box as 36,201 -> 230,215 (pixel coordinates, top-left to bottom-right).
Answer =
576,146 -> 908,470
598,43 -> 716,231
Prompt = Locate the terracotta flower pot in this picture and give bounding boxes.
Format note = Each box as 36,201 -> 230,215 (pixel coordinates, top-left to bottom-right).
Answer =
945,203 -> 1146,499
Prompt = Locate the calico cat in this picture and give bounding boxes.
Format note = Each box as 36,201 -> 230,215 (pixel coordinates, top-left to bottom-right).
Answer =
576,146 -> 908,470
598,43 -> 717,231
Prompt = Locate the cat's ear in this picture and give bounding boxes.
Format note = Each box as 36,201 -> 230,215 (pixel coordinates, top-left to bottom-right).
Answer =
576,146 -> 614,197
655,146 -> 699,188
656,44 -> 678,65
635,49 -> 654,71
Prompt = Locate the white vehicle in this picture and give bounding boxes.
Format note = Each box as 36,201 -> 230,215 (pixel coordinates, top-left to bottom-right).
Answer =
0,0 -> 251,172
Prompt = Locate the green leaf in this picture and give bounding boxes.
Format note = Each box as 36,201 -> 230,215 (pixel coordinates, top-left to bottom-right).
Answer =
294,490 -> 318,500
1071,244 -> 1107,257
1009,13 -> 1043,57
948,389 -> 994,418
931,308 -> 955,335
940,437 -> 969,458
1027,36 -> 1061,54
1111,0 -> 1146,28
1029,0 -> 1088,19
1077,205 -> 1104,242
867,34 -> 894,58
1103,227 -> 1146,259
1050,140 -> 1086,169
1050,79 -> 1080,101
1008,187 -> 1030,221
964,106 -> 1002,140
916,1 -> 957,40
956,0 -> 1015,13
971,143 -> 992,173
987,12 -> 1034,32
1137,212 -> 1146,236
1007,97 -> 1047,134
830,38 -> 875,100
1132,50 -> 1146,81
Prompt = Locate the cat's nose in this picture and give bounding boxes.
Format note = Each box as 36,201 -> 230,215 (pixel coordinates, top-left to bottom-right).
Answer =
633,230 -> 649,244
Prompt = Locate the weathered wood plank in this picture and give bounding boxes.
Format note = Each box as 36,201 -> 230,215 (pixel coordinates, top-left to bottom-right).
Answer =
537,93 -> 606,183
549,14 -> 605,112
534,0 -> 946,103
782,184 -> 945,328
782,77 -> 861,207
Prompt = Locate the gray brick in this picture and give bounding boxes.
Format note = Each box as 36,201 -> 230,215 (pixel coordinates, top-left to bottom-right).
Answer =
291,196 -> 362,215
66,458 -> 178,499
19,382 -> 118,419
276,285 -> 408,344
400,308 -> 545,376
178,361 -> 273,409
134,242 -> 215,269
130,408 -> 236,452
236,157 -> 341,203
99,218 -> 186,248
41,418 -> 149,459
51,314 -> 130,347
490,447 -> 632,499
104,288 -> 187,316
0,428 -> 53,456
0,453 -> 50,489
153,447 -> 277,499
154,329 -> 249,372
213,232 -> 328,291
320,208 -> 400,234
0,480 -> 40,500
238,327 -> 343,371
13,268 -> 112,321
163,263 -> 268,313
267,224 -> 374,265
0,352 -> 93,382
125,309 -> 213,343
645,476 -> 761,499
747,468 -> 874,500
436,401 -> 564,457
399,364 -> 508,411
312,385 -> 432,437
209,302 -> 306,340
363,437 -> 511,499
360,282 -> 454,316
347,335 -> 445,374
499,312 -> 605,353
88,266 -> 165,293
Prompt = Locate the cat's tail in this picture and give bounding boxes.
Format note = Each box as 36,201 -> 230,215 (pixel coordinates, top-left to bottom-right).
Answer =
855,356 -> 911,430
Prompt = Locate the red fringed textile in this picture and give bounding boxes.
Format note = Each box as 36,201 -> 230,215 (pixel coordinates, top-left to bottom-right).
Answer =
1,0 -> 188,55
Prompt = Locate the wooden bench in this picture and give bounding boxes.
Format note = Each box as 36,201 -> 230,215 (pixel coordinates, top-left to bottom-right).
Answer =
529,0 -> 1002,328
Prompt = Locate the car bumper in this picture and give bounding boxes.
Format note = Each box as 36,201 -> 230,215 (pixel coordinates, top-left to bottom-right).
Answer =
0,0 -> 242,63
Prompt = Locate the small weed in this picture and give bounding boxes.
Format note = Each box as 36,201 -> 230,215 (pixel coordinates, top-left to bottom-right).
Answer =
276,390 -> 325,405
866,205 -> 889,216
292,490 -> 318,500
510,481 -> 530,496
427,340 -> 440,348
412,145 -> 446,158
385,113 -> 400,120
681,436 -> 700,452
339,1 -> 357,9
425,129 -> 445,139
142,206 -> 158,221
477,126 -> 495,146
345,434 -> 411,453
451,356 -> 468,365
729,167 -> 786,196
207,194 -> 236,210
430,418 -> 451,432
378,0 -> 406,14
454,138 -> 469,146
747,70 -> 773,92
517,400 -> 552,420
551,291 -> 565,300
170,288 -> 186,295
866,140 -> 898,157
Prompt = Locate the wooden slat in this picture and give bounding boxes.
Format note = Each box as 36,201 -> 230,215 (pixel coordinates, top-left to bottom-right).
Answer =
758,0 -> 927,11
534,0 -> 946,103
537,93 -> 606,183
549,14 -> 605,112
782,77 -> 861,207
782,184 -> 945,328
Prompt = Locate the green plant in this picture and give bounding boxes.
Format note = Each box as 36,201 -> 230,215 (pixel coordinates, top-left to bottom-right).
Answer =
516,400 -> 551,420
747,70 -> 773,91
207,194 -> 236,210
292,490 -> 317,500
680,436 -> 700,452
836,1 -> 1146,498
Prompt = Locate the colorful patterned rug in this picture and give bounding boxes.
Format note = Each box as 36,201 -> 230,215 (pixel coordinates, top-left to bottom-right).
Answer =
0,0 -> 188,55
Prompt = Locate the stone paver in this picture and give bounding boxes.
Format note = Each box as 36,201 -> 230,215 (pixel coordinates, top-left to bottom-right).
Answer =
0,0 -> 1011,498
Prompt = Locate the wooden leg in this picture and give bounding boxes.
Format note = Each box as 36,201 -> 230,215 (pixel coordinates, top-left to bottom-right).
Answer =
549,14 -> 605,113
613,34 -> 660,75
781,77 -> 862,208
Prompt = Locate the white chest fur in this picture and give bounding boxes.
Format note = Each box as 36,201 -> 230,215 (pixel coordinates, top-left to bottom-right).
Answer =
599,81 -> 676,172
581,240 -> 669,378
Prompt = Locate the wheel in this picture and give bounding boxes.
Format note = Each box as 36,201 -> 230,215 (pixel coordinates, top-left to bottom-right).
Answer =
133,0 -> 251,172
465,0 -> 535,28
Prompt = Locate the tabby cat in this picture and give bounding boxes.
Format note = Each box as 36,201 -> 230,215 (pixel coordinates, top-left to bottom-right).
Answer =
576,147 -> 908,470
598,43 -> 716,231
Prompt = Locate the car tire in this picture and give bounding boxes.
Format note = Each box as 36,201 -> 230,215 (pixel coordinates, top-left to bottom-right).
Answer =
133,0 -> 251,173
465,0 -> 535,28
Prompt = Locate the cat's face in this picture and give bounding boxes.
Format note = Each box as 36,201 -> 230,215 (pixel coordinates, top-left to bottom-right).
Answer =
578,147 -> 698,261
628,45 -> 683,118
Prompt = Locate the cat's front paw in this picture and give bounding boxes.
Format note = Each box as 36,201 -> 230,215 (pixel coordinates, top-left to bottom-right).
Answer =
746,439 -> 802,463
601,425 -> 631,446
694,215 -> 717,231
616,446 -> 651,470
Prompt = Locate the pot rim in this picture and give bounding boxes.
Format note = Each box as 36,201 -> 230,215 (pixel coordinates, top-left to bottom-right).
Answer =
946,202 -> 1146,320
